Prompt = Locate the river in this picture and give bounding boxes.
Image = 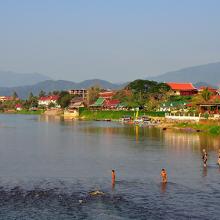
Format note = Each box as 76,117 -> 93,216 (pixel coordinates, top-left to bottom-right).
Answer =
0,114 -> 220,219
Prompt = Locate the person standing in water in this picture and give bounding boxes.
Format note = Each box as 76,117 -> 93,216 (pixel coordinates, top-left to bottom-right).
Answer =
112,170 -> 116,187
161,169 -> 167,183
202,149 -> 208,168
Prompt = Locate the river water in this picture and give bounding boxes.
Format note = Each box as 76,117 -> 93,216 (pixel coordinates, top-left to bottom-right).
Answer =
0,114 -> 220,219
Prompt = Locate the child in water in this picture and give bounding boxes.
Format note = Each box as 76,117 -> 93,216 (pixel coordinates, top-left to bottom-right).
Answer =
161,169 -> 167,183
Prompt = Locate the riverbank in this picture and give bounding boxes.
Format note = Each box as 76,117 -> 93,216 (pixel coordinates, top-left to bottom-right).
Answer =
0,109 -> 44,115
79,109 -> 165,120
161,120 -> 220,136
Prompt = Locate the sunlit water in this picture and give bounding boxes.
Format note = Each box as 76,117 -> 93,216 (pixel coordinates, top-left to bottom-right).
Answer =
0,114 -> 220,219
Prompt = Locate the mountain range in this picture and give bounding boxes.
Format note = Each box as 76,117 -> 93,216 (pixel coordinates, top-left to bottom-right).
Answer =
0,79 -> 125,99
0,71 -> 51,87
147,62 -> 220,86
0,61 -> 219,98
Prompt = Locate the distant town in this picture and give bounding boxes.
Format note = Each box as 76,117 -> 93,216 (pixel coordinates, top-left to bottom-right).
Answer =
0,79 -> 220,124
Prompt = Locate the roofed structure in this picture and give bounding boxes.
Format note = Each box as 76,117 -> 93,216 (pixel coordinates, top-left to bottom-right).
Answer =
166,82 -> 198,96
99,91 -> 115,100
104,99 -> 120,109
90,97 -> 105,108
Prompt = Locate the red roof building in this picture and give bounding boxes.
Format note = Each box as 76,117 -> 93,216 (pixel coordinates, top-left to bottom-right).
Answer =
210,95 -> 220,102
198,86 -> 218,95
99,91 -> 115,100
0,96 -> 14,102
39,95 -> 59,101
38,95 -> 59,107
104,99 -> 120,109
166,82 -> 198,96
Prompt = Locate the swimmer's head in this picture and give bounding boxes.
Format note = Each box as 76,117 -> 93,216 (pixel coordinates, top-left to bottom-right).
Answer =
161,168 -> 165,172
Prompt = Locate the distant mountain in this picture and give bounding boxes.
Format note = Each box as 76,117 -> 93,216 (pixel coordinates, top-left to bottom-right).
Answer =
0,79 -> 125,99
194,82 -> 217,89
0,71 -> 51,87
147,62 -> 220,86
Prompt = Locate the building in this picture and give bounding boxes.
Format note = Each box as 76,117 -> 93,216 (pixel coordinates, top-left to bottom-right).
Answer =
89,97 -> 105,109
166,82 -> 198,96
98,91 -> 115,100
15,104 -> 23,111
0,96 -> 14,102
38,95 -> 59,107
103,99 -> 120,109
159,101 -> 189,112
68,97 -> 86,109
68,89 -> 88,99
198,103 -> 220,114
198,86 -> 218,95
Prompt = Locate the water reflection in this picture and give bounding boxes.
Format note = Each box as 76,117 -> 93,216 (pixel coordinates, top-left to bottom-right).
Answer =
160,182 -> 167,193
163,129 -> 220,152
202,167 -> 208,177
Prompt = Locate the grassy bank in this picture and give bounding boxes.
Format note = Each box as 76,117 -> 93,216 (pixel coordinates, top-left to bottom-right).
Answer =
13,110 -> 44,115
79,109 -> 165,120
175,122 -> 220,136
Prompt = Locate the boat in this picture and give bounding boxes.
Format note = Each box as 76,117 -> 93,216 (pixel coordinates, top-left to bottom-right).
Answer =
120,115 -> 133,123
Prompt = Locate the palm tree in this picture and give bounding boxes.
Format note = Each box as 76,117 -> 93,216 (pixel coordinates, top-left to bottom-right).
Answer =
201,88 -> 212,101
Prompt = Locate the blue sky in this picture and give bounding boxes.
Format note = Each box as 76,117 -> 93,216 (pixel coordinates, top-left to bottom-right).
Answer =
0,0 -> 220,82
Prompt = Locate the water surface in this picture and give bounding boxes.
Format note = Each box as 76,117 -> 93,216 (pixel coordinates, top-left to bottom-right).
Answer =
0,114 -> 220,219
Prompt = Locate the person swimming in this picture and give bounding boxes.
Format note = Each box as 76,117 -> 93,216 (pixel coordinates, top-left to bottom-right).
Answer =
161,168 -> 167,183
89,190 -> 105,196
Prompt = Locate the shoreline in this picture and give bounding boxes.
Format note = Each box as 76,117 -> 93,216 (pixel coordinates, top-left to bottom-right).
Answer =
157,120 -> 220,136
1,109 -> 220,136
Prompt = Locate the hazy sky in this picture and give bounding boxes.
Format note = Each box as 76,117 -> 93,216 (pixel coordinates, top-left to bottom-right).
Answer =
1,0 -> 220,82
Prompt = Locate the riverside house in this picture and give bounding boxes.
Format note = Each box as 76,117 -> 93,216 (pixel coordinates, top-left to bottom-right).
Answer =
198,86 -> 218,95
38,95 -> 59,107
198,95 -> 220,115
68,97 -> 86,110
159,101 -> 189,112
0,96 -> 16,102
167,82 -> 198,96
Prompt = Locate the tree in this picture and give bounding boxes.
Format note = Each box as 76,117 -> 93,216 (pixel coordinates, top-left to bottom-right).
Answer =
48,102 -> 56,108
57,91 -> 73,108
27,92 -> 38,108
28,92 -> 34,101
39,90 -> 46,97
201,88 -> 212,101
87,86 -> 101,105
12,91 -> 18,100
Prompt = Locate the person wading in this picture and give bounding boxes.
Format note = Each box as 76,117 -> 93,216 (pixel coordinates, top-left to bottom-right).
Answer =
161,169 -> 167,183
112,170 -> 116,187
202,149 -> 208,168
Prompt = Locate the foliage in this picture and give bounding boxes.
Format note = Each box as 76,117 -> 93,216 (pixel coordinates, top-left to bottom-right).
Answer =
80,109 -> 165,120
39,90 -> 46,97
48,102 -> 56,108
201,88 -> 212,101
87,86 -> 102,105
12,91 -> 18,99
115,80 -> 171,109
176,122 -> 220,136
169,95 -> 192,102
57,91 -> 74,108
125,79 -> 170,93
